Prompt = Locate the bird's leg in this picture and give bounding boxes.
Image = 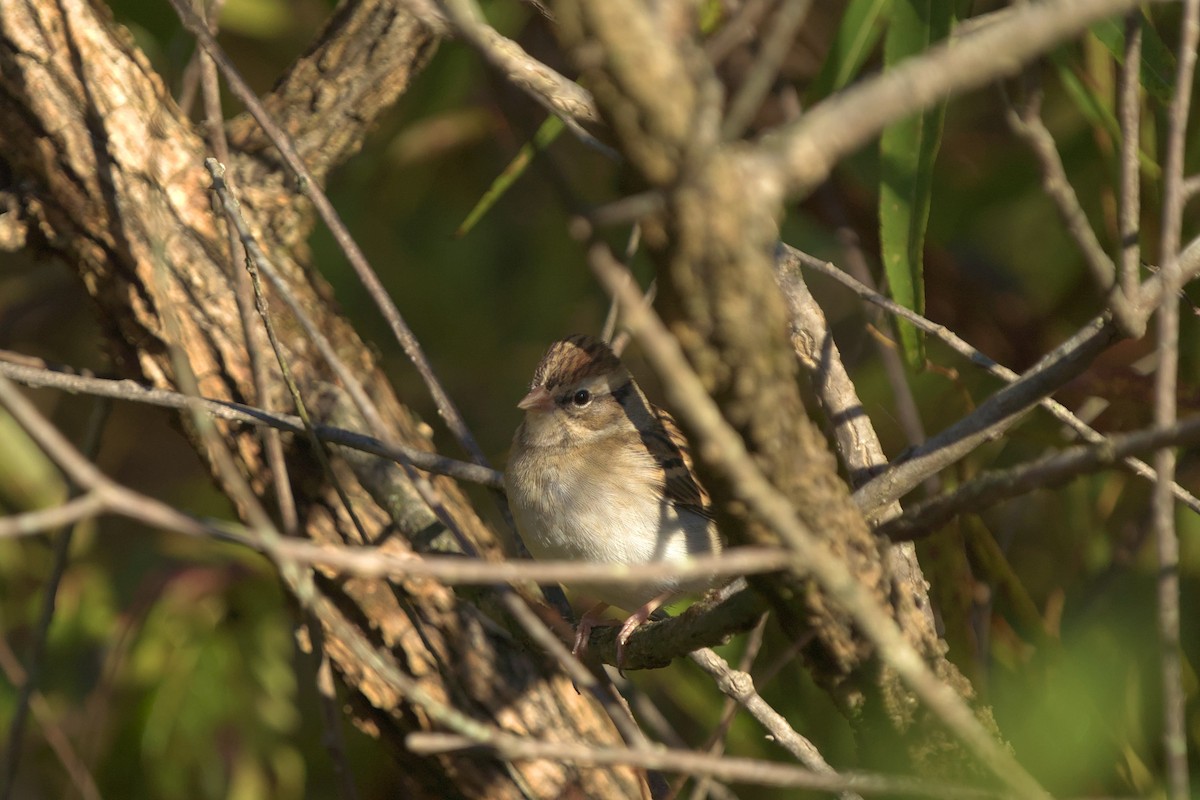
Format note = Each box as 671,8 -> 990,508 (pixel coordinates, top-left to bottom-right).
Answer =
615,592 -> 672,669
572,601 -> 614,657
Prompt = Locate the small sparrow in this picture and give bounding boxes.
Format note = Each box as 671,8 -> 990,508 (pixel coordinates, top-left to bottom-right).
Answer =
505,334 -> 721,666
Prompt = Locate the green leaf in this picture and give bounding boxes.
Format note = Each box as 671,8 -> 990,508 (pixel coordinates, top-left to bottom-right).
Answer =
1088,13 -> 1176,105
455,115 -> 564,238
808,0 -> 893,101
1050,50 -> 1162,181
878,0 -> 956,369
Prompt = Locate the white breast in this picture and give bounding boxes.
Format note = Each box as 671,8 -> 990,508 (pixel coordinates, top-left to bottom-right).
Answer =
506,442 -> 718,611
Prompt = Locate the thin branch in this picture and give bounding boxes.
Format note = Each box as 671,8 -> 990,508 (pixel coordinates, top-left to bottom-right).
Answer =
0,400 -> 108,800
687,647 -> 836,773
759,0 -> 1150,198
775,245 -> 938,633
197,0 -> 298,537
0,638 -> 102,800
1117,12 -> 1143,303
435,0 -> 600,125
1003,83 -> 1141,334
405,732 -> 1000,798
1153,0 -> 1198,796
678,618 -> 770,800
782,242 -> 1200,514
784,245 -> 1200,515
269,543 -> 792,587
777,254 -> 893,487
0,493 -> 106,539
166,0 -> 494,472
208,158 -> 369,543
585,241 -> 1050,799
816,186 -> 930,474
879,414 -> 1200,541
0,357 -> 503,489
1182,173 -> 1200,202
704,0 -> 775,64
721,0 -> 812,139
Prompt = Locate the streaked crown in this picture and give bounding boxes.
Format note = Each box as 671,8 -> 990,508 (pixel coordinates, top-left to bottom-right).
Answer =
529,334 -> 622,392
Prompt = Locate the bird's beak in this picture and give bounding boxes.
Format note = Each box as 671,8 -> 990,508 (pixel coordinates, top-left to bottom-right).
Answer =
517,385 -> 554,412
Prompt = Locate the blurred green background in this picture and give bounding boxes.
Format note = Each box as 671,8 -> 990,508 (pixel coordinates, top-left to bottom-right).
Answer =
0,0 -> 1197,797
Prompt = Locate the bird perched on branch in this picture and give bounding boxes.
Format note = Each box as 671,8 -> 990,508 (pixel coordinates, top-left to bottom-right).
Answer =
505,334 -> 722,667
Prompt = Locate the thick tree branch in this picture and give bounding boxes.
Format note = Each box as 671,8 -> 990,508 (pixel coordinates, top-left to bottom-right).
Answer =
226,0 -> 440,186
0,1 -> 642,795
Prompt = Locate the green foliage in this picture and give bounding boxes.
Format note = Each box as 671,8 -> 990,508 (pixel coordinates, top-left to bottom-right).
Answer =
807,0 -> 892,99
878,0 -> 957,369
1090,12 -> 1177,105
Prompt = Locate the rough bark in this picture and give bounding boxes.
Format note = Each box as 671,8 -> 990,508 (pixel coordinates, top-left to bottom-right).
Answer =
0,0 -> 641,796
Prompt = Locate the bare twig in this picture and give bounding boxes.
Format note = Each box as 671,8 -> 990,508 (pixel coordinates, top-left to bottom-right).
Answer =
201,22 -> 355,774
196,0 -> 298,537
1003,83 -> 1140,334
435,0 -> 600,125
0,357 -> 503,489
704,0 -> 775,65
777,255 -> 892,487
776,247 -> 938,633
166,0 -> 494,473
0,400 -> 108,800
687,647 -> 836,773
0,638 -> 102,800
1117,12 -> 1143,303
721,0 -> 812,139
277,543 -> 790,588
815,187 -> 930,472
759,0 -> 1149,198
586,241 -> 1050,799
0,493 -> 107,538
1153,1 -> 1198,796
783,245 -> 1200,515
784,241 -> 1200,514
880,415 -> 1200,541
679,618 -> 770,800
208,158 -> 365,543
405,731 -> 1000,798
1182,173 -> 1200,203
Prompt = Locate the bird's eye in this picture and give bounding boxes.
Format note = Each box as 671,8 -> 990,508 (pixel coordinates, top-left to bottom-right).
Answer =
571,389 -> 592,407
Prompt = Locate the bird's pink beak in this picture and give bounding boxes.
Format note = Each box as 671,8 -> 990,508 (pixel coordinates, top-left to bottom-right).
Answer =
517,385 -> 554,412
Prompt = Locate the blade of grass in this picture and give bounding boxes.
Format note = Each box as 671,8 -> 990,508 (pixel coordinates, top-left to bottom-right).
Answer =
808,0 -> 893,101
1051,48 -> 1162,180
1090,12 -> 1177,105
878,0 -> 956,369
455,114 -> 565,238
